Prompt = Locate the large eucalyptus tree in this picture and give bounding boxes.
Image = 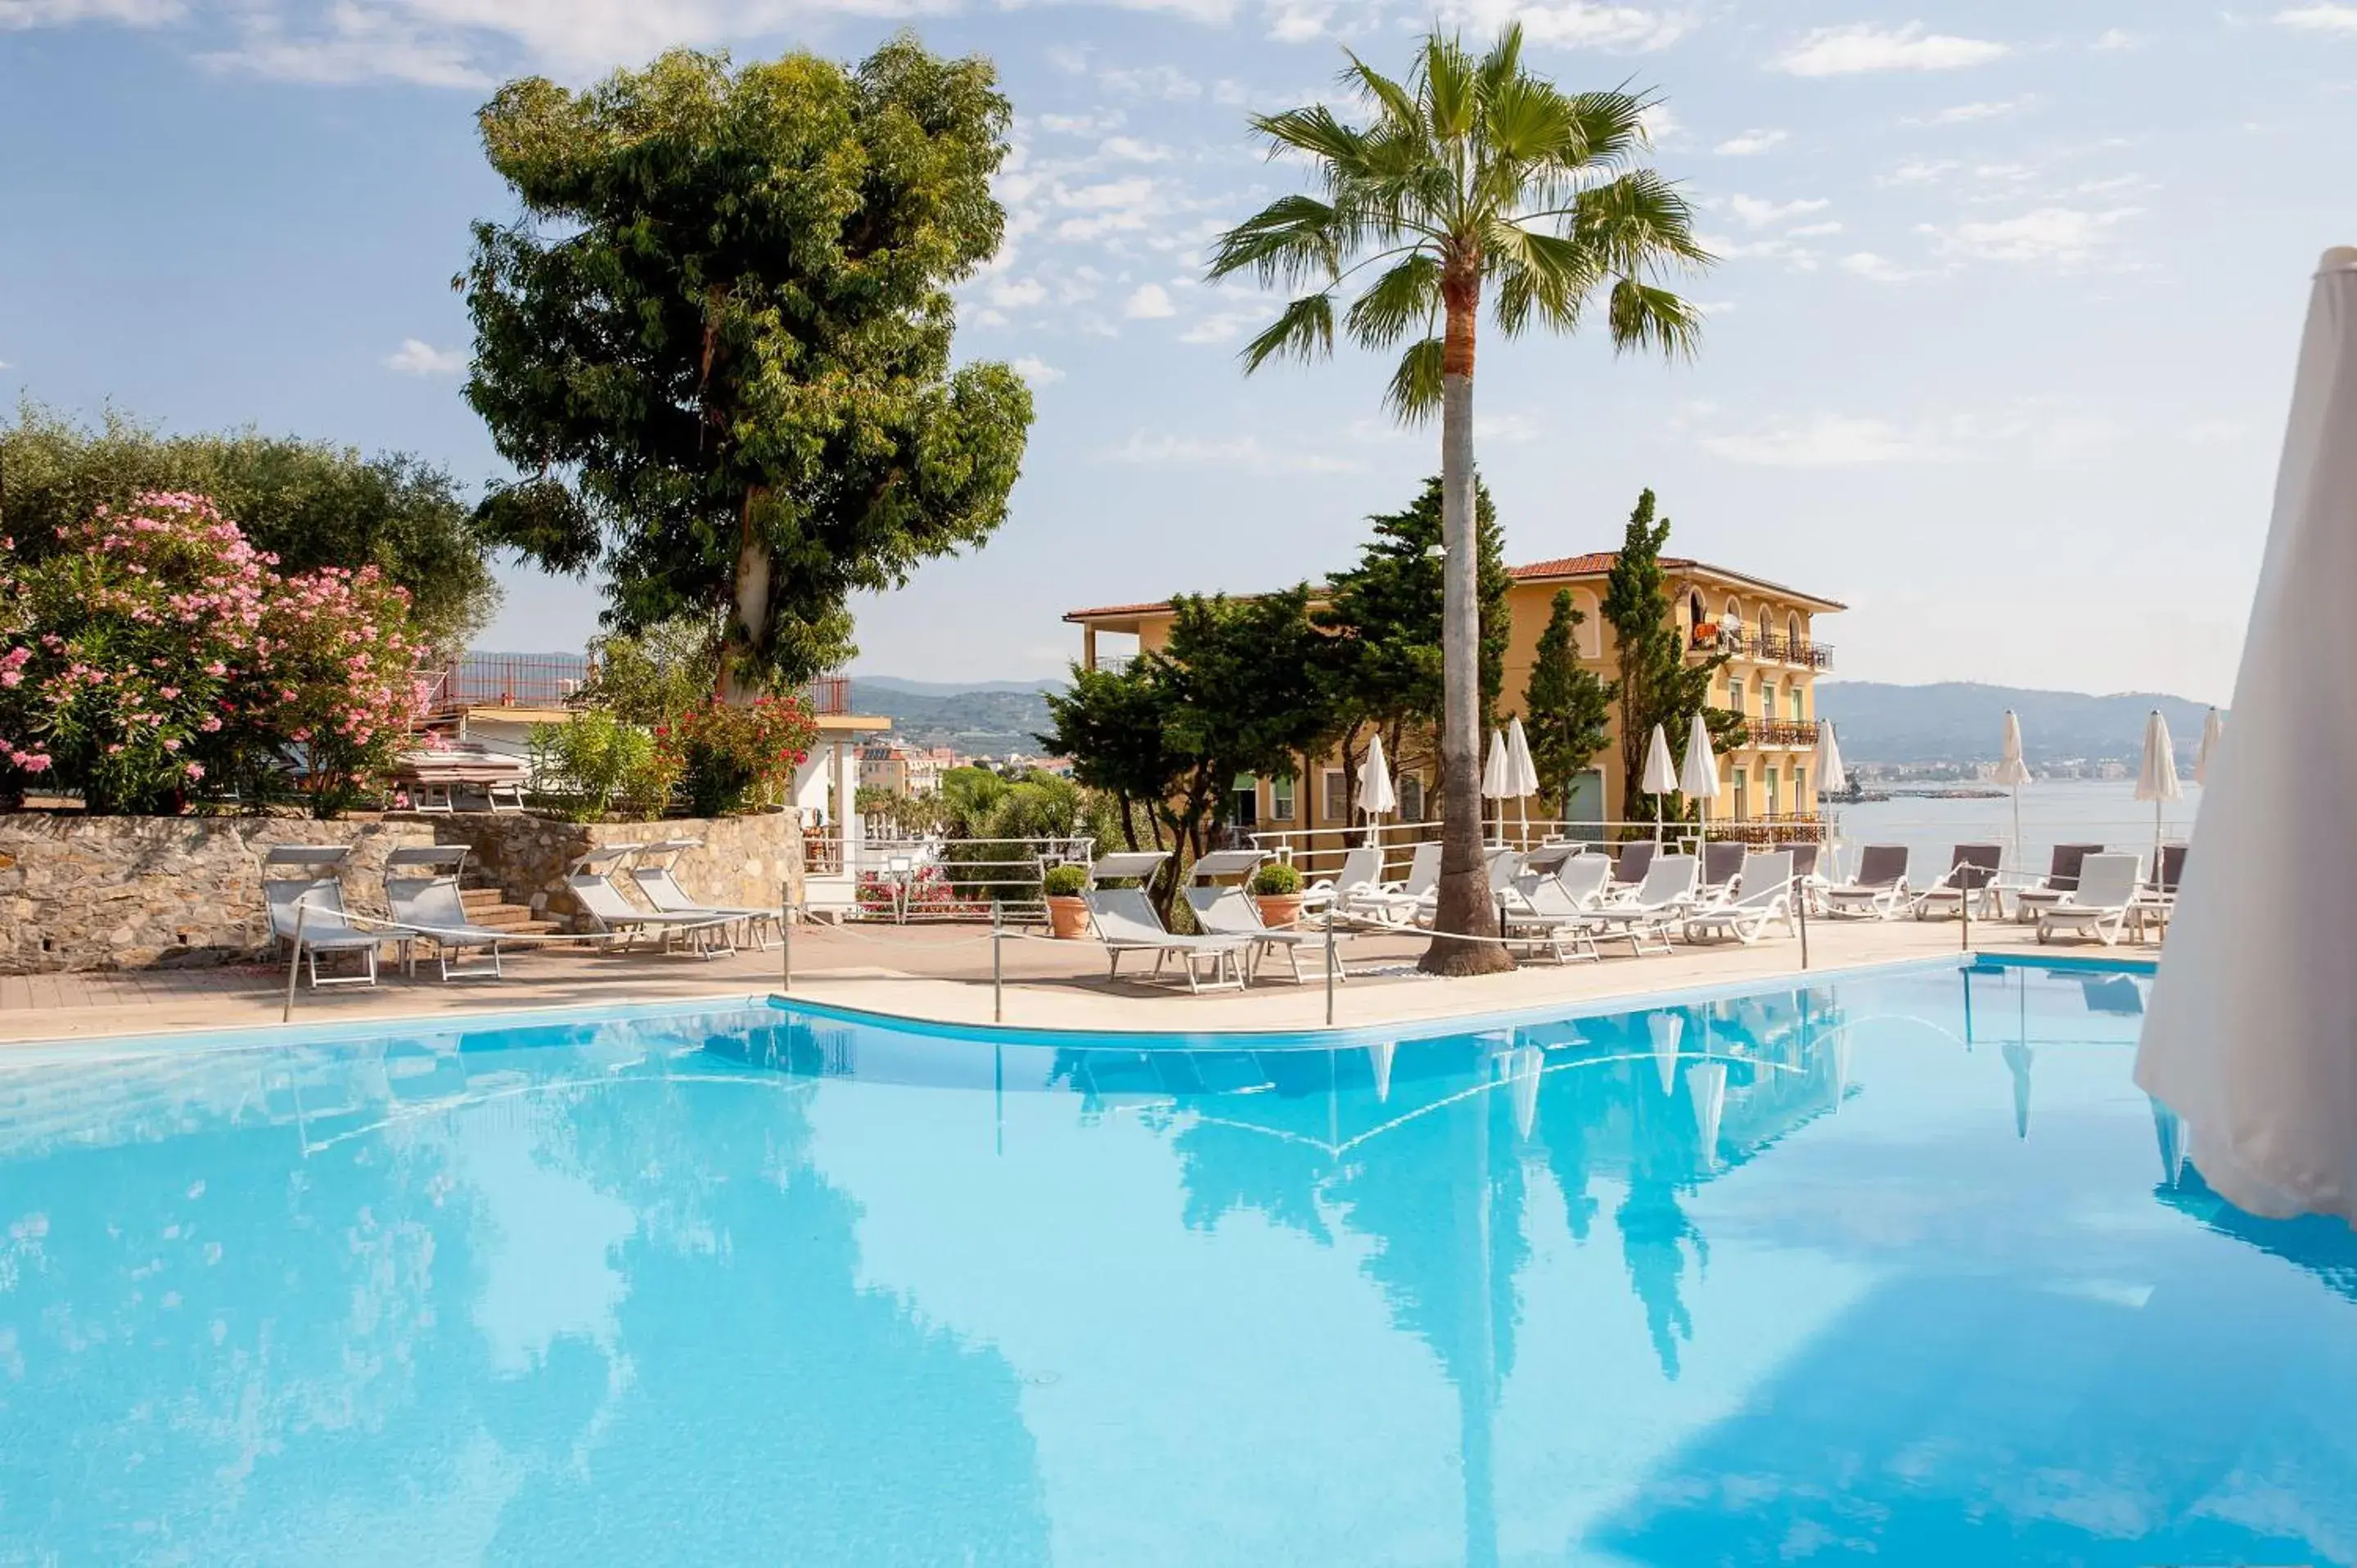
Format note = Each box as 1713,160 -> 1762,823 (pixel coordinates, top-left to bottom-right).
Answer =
1209,26 -> 1709,973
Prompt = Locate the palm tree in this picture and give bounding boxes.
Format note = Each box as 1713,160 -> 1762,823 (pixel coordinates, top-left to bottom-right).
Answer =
1209,26 -> 1710,975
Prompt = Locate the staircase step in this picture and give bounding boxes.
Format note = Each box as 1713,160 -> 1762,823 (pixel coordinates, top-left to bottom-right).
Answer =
459,887 -> 506,911
465,906 -> 547,932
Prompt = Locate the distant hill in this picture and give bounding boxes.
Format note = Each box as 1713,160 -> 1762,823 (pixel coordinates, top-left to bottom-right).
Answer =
1815,682 -> 2218,765
847,678 -> 1061,754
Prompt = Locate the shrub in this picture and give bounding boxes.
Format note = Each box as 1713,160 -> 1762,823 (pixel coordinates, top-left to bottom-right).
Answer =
527,710 -> 678,822
660,693 -> 816,818
1251,861 -> 1300,896
1042,863 -> 1088,897
0,493 -> 428,814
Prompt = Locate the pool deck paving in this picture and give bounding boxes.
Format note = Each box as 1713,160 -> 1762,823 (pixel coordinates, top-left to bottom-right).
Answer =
0,912 -> 2145,1048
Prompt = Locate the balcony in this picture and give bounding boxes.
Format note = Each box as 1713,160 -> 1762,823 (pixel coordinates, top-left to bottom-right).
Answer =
1749,719 -> 1822,748
1693,629 -> 1835,670
423,654 -> 851,719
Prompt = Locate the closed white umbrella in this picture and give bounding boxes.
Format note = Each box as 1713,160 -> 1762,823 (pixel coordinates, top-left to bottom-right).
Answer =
2138,247 -> 2357,1223
2135,709 -> 2181,876
1480,728 -> 1511,842
1642,723 -> 1679,841
1504,715 -> 1539,842
1368,1039 -> 1395,1104
1994,710 -> 2032,872
1813,720 -> 1846,795
1358,730 -> 1397,822
2002,1039 -> 2035,1141
1679,712 -> 1720,838
2195,706 -> 2224,785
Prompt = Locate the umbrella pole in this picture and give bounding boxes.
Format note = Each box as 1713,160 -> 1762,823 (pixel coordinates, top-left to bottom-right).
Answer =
2012,784 -> 2021,877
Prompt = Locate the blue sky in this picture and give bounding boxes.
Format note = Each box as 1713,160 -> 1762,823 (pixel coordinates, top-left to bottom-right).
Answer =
3,1 -> 2351,701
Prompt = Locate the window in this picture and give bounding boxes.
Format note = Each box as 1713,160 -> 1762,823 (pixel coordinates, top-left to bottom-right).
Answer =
1790,684 -> 1805,721
1764,767 -> 1780,815
1760,682 -> 1775,723
1724,595 -> 1743,634
1787,611 -> 1802,653
1399,774 -> 1425,822
1228,776 -> 1259,828
1728,676 -> 1744,714
1574,592 -> 1602,658
1688,589 -> 1705,629
1794,767 -> 1808,809
1269,775 -> 1296,822
1322,769 -> 1348,822
1732,766 -> 1748,820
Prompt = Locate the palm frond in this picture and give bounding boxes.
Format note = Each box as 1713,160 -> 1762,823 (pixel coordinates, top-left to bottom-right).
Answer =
1479,73 -> 1576,167
1606,277 -> 1704,360
1382,336 -> 1446,421
1561,88 -> 1650,171
1345,254 -> 1441,348
1241,291 -> 1338,372
1206,192 -> 1344,286
1564,169 -> 1711,277
1476,22 -> 1526,105
1340,50 -> 1420,134
1250,105 -> 1369,174
1485,221 -> 1603,334
1421,32 -> 1477,142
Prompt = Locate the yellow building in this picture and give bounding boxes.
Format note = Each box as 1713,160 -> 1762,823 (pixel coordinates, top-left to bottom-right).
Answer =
1065,552 -> 1843,837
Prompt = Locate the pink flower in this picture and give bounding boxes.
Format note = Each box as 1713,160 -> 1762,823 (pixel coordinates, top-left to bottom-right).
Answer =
184,762 -> 205,780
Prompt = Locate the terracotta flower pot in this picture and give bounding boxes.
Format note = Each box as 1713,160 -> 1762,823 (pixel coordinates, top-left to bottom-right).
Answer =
1256,894 -> 1305,930
1046,894 -> 1091,939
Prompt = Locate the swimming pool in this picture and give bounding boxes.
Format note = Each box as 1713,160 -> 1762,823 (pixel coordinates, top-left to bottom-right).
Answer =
3,959 -> 2353,1566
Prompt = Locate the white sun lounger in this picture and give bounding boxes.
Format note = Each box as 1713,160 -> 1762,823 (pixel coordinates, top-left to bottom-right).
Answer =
1913,844 -> 2003,921
1684,851 -> 1796,945
1822,845 -> 1912,920
628,837 -> 778,948
384,845 -> 507,980
1584,854 -> 1700,957
1183,849 -> 1332,985
263,845 -> 403,989
565,847 -> 735,956
2035,853 -> 2145,946
1503,855 -> 1612,963
1084,852 -> 1250,992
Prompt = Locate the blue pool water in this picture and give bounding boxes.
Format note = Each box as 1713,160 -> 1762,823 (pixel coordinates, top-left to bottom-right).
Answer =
4,961 -> 2356,1566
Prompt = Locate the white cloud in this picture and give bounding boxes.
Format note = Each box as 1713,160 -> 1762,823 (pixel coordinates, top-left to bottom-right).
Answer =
1728,194 -> 1831,228
1637,103 -> 1679,143
1773,22 -> 2009,76
1698,233 -> 1823,271
1877,158 -> 1961,186
1436,0 -> 1690,48
0,0 -> 180,25
1906,97 -> 2027,125
1097,135 -> 1171,163
1097,61 -> 1203,100
1105,430 -> 1359,475
1785,220 -> 1844,237
0,357 -> 12,370
1265,0 -> 1327,39
2093,27 -> 2139,47
987,277 -> 1048,309
1476,412 -> 1540,443
1177,308 -> 1263,345
1701,414 -> 1957,467
1124,282 -> 1177,318
1924,205 -> 2143,267
2276,3 -> 2357,30
1036,111 -> 1124,137
1715,128 -> 1787,155
1010,355 -> 1065,386
1839,250 -> 1947,283
384,338 -> 466,376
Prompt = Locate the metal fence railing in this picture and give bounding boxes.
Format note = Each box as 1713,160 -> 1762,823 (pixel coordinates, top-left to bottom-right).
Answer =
843,836 -> 1097,923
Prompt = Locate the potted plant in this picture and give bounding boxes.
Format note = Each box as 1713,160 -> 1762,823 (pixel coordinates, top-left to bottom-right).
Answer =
1042,862 -> 1092,939
1252,860 -> 1304,928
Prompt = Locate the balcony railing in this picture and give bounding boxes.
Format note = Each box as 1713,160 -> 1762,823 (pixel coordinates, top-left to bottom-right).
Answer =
422,655 -> 851,719
1749,719 -> 1822,748
1694,629 -> 1835,670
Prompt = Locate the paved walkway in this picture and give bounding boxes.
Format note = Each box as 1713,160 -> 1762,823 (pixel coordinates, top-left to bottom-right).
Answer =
0,912 -> 2145,1048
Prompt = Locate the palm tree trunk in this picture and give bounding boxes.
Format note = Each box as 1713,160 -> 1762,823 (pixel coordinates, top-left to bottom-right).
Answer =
1423,291 -> 1513,975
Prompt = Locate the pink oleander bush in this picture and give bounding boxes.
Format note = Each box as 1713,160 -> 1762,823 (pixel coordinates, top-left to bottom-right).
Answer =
0,493 -> 430,815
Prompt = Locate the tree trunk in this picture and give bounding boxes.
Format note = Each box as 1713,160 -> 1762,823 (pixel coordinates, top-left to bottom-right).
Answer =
1423,287 -> 1513,976
720,486 -> 772,705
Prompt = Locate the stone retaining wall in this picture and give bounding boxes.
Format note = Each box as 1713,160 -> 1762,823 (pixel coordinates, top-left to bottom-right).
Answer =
0,810 -> 804,974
